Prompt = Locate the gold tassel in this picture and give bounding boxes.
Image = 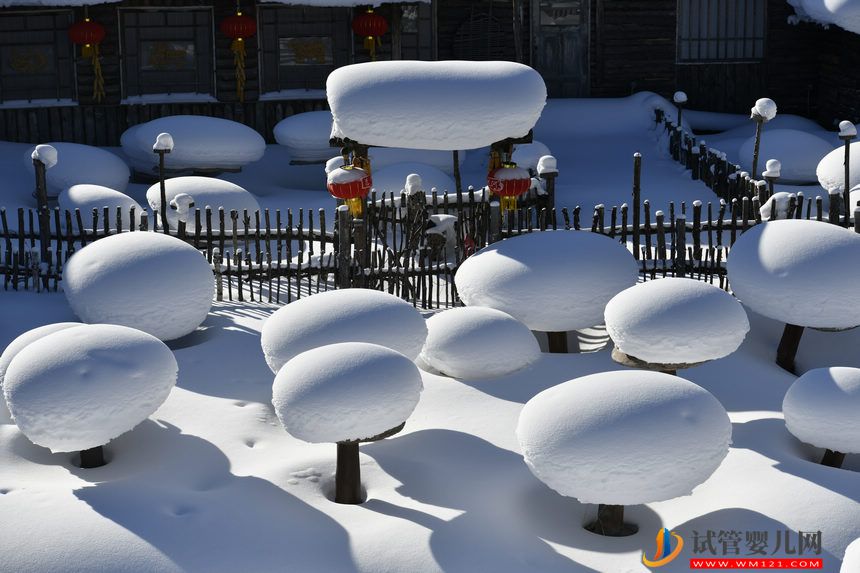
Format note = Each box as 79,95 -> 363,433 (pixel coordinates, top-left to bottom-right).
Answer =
346,197 -> 364,217
364,36 -> 376,61
231,37 -> 246,102
91,44 -> 104,103
501,195 -> 518,212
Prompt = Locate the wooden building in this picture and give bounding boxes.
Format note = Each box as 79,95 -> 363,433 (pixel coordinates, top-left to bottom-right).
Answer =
0,0 -> 853,145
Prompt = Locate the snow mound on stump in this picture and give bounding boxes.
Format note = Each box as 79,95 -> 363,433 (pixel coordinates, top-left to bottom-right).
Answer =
817,142 -> 860,193
261,288 -> 427,374
59,184 -> 144,230
605,278 -> 749,365
783,367 -> 860,454
370,162 -> 455,195
273,111 -> 334,163
121,116 -> 266,172
0,322 -> 82,424
327,61 -> 546,150
739,129 -> 834,183
272,342 -> 422,443
25,142 -> 130,196
3,324 -> 177,453
727,219 -> 860,329
455,231 -> 638,332
420,307 -> 540,380
516,370 -> 731,505
145,176 -> 260,232
63,232 -> 214,341
843,538 -> 860,573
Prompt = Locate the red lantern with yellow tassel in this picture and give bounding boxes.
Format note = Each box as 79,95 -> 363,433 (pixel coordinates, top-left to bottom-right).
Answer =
352,7 -> 388,61
488,162 -> 531,212
68,15 -> 106,102
220,9 -> 257,102
327,165 -> 372,216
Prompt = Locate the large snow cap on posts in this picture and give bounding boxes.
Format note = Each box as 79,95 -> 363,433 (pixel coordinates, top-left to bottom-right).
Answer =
261,288 -> 427,374
3,324 -> 177,453
783,367 -> 860,454
739,129 -> 834,183
455,231 -> 639,332
817,142 -> 860,193
272,342 -> 422,443
63,232 -> 215,341
516,370 -> 731,505
25,142 -> 131,196
327,61 -> 546,150
59,184 -> 143,230
727,219 -> 860,329
605,278 -> 749,365
121,115 -> 266,171
420,307 -> 540,380
145,176 -> 260,232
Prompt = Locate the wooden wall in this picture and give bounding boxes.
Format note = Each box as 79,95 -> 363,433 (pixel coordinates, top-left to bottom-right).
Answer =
816,26 -> 860,127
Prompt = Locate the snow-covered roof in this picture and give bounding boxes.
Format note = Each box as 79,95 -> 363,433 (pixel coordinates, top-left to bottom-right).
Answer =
788,0 -> 860,35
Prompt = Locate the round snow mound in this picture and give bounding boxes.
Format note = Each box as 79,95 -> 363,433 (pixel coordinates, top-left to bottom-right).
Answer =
0,322 -> 82,424
605,278 -> 749,365
516,370 -> 732,505
272,342 -> 423,443
63,232 -> 215,341
818,142 -> 860,193
420,307 -> 540,380
512,141 -> 552,172
261,288 -> 428,374
455,231 -> 639,332
842,538 -> 860,573
369,148 -> 465,175
59,184 -> 144,230
145,176 -> 260,232
783,367 -> 860,454
4,324 -> 177,453
121,115 -> 266,172
727,219 -> 860,329
273,111 -> 334,163
739,129 -> 834,183
25,142 -> 130,196
370,162 -> 455,195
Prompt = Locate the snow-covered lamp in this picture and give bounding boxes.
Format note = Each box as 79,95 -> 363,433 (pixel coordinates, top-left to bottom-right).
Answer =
749,98 -> 777,179
153,132 -> 173,233
672,91 -> 688,129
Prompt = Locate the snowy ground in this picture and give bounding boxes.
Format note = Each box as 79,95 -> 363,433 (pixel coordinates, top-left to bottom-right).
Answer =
0,95 -> 857,572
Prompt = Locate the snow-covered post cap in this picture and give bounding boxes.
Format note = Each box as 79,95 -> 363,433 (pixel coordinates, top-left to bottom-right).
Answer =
536,155 -> 558,176
152,132 -> 174,153
763,159 -> 781,179
404,173 -> 422,195
839,121 -> 858,140
673,91 -> 688,105
31,144 -> 57,169
750,98 -> 777,122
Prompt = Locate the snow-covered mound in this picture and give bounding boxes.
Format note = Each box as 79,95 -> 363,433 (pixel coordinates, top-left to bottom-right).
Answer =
369,148 -> 465,175
727,220 -> 860,329
512,141 -> 552,172
0,322 -> 81,424
759,191 -> 796,220
3,324 -> 177,453
788,0 -> 860,35
843,538 -> 860,573
370,162 -> 455,195
739,129 -> 834,183
121,116 -> 266,172
24,142 -> 130,197
272,342 -> 422,443
818,142 -> 860,193
783,367 -> 860,454
63,232 -> 214,341
604,278 -> 749,365
455,231 -> 638,332
59,184 -> 143,230
145,176 -> 260,232
261,288 -> 427,374
328,61 -> 546,150
273,111 -> 334,163
516,370 -> 731,505
419,307 -> 540,380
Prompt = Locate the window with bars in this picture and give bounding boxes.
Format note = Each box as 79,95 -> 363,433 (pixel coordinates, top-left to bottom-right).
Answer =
0,11 -> 75,103
677,0 -> 766,62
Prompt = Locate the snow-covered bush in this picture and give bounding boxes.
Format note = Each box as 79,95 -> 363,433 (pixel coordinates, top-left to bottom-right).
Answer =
604,278 -> 749,368
63,232 -> 214,341
0,322 -> 81,424
3,324 -> 177,465
25,142 -> 130,197
121,116 -> 266,172
517,370 -> 731,535
739,129 -> 834,183
274,111 -> 335,163
369,162 -> 455,195
455,230 -> 638,332
419,306 -> 540,380
512,141 -> 552,173
817,142 -> 860,193
327,60 -> 546,150
145,176 -> 260,232
783,367 -> 860,468
59,184 -> 144,230
272,342 -> 422,503
261,288 -> 427,374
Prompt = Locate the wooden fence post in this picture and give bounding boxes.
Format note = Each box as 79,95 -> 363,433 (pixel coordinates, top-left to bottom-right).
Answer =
488,201 -> 502,244
32,156 -> 50,263
675,214 -> 686,278
632,153 -> 641,261
841,130 -> 856,228
336,205 -> 351,289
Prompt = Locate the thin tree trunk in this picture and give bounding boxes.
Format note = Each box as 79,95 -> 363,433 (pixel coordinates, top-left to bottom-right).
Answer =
546,331 -> 568,353
335,442 -> 362,504
586,504 -> 638,537
821,449 -> 845,469
80,445 -> 105,469
776,323 -> 804,374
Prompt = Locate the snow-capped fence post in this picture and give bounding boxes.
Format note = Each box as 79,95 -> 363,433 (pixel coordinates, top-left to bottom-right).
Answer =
829,190 -> 841,225
488,201 -> 502,244
30,145 -> 55,267
691,143 -> 701,180
336,205 -> 352,289
537,155 -> 558,210
749,98 -> 776,180
839,121 -> 857,228
213,247 -> 223,302
632,153 -> 642,261
152,133 -> 173,236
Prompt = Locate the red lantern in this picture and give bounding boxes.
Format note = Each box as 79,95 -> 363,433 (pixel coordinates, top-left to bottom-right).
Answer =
327,165 -> 372,216
68,19 -> 105,55
352,8 -> 388,60
488,162 -> 531,212
220,12 -> 256,103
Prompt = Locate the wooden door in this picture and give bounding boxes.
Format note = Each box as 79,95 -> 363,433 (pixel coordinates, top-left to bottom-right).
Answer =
532,0 -> 589,97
